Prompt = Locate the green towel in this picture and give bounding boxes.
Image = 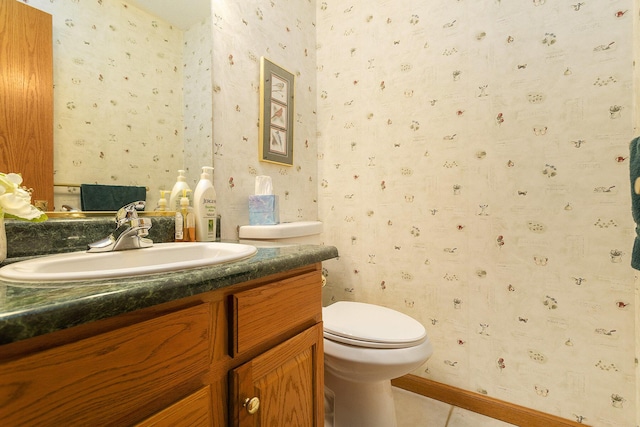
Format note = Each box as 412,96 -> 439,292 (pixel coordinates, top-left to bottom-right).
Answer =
630,137 -> 640,269
80,184 -> 146,211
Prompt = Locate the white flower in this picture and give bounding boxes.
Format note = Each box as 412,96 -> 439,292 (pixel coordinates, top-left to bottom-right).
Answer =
0,173 -> 47,222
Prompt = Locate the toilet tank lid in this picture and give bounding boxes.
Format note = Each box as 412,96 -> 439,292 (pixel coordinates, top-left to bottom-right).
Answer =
323,301 -> 427,345
239,221 -> 323,239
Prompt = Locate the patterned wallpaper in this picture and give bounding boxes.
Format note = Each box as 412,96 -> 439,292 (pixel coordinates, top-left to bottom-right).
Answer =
24,0 -> 212,211
183,17 -> 214,187
316,1 -> 636,426
18,0 -> 640,425
211,0 -> 318,238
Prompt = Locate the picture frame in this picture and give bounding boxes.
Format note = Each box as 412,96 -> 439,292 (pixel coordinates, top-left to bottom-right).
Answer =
259,57 -> 294,166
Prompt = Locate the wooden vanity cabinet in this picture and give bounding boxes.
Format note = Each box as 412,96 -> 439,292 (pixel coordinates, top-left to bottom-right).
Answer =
0,263 -> 324,427
230,270 -> 324,426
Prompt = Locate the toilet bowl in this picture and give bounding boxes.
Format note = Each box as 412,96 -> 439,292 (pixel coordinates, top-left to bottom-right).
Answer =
322,301 -> 433,427
237,222 -> 434,427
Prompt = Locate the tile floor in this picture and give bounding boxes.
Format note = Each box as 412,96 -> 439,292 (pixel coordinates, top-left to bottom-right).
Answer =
393,387 -> 517,427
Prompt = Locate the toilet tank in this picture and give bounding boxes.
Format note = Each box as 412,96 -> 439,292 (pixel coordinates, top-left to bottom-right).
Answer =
238,221 -> 323,245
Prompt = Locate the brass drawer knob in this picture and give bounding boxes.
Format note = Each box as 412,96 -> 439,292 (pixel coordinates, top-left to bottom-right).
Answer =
243,397 -> 260,415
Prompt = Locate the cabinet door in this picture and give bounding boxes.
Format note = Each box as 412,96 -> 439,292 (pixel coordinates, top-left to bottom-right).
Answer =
230,323 -> 324,427
0,303 -> 210,426
0,0 -> 54,209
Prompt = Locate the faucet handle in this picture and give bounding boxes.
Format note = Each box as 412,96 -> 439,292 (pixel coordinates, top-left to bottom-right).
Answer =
87,201 -> 151,253
115,201 -> 145,227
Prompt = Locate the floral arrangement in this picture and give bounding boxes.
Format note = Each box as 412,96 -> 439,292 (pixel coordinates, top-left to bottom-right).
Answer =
0,172 -> 47,222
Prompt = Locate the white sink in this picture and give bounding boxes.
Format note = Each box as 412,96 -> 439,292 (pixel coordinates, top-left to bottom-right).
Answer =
0,242 -> 257,283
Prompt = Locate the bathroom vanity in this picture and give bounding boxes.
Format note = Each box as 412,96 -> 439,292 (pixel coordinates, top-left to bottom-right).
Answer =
0,225 -> 337,427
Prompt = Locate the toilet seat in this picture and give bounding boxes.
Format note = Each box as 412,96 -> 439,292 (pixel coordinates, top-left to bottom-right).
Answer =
323,301 -> 427,349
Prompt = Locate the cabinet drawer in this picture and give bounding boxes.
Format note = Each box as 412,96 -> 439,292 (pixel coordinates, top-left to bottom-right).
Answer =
0,303 -> 210,426
232,270 -> 322,356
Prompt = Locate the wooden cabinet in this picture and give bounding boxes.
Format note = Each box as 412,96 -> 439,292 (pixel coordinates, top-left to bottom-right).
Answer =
0,263 -> 324,427
231,324 -> 323,427
0,303 -> 211,426
0,0 -> 54,209
136,386 -> 214,427
229,271 -> 324,426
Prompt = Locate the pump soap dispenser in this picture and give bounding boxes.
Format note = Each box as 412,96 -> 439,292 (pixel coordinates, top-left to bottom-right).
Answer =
193,166 -> 217,241
169,170 -> 191,212
157,190 -> 168,211
175,189 -> 192,242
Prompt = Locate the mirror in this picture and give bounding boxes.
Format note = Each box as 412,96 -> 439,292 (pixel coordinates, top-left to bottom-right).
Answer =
24,0 -> 212,212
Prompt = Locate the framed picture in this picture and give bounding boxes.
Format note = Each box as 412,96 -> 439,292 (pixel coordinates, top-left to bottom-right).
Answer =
259,57 -> 294,166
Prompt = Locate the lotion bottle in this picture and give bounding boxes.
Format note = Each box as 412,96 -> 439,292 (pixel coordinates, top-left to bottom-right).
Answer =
169,170 -> 191,211
193,166 -> 217,241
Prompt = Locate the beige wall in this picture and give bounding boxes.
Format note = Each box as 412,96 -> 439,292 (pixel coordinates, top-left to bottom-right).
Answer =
317,1 -> 636,426
183,17 -> 214,190
211,1 -> 319,238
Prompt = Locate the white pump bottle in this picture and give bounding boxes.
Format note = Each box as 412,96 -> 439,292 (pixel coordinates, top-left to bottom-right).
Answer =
169,170 -> 191,212
193,166 -> 217,241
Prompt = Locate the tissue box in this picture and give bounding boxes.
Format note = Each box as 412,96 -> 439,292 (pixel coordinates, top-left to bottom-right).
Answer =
249,195 -> 280,225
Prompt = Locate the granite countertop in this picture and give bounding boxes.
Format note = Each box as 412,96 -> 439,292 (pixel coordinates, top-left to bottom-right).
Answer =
0,217 -> 338,346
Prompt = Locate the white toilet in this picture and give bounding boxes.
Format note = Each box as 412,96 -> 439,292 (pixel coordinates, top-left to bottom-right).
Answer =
322,301 -> 433,427
239,222 -> 434,427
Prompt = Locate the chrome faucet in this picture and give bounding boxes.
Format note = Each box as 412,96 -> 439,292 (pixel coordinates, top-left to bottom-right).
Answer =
87,201 -> 153,252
